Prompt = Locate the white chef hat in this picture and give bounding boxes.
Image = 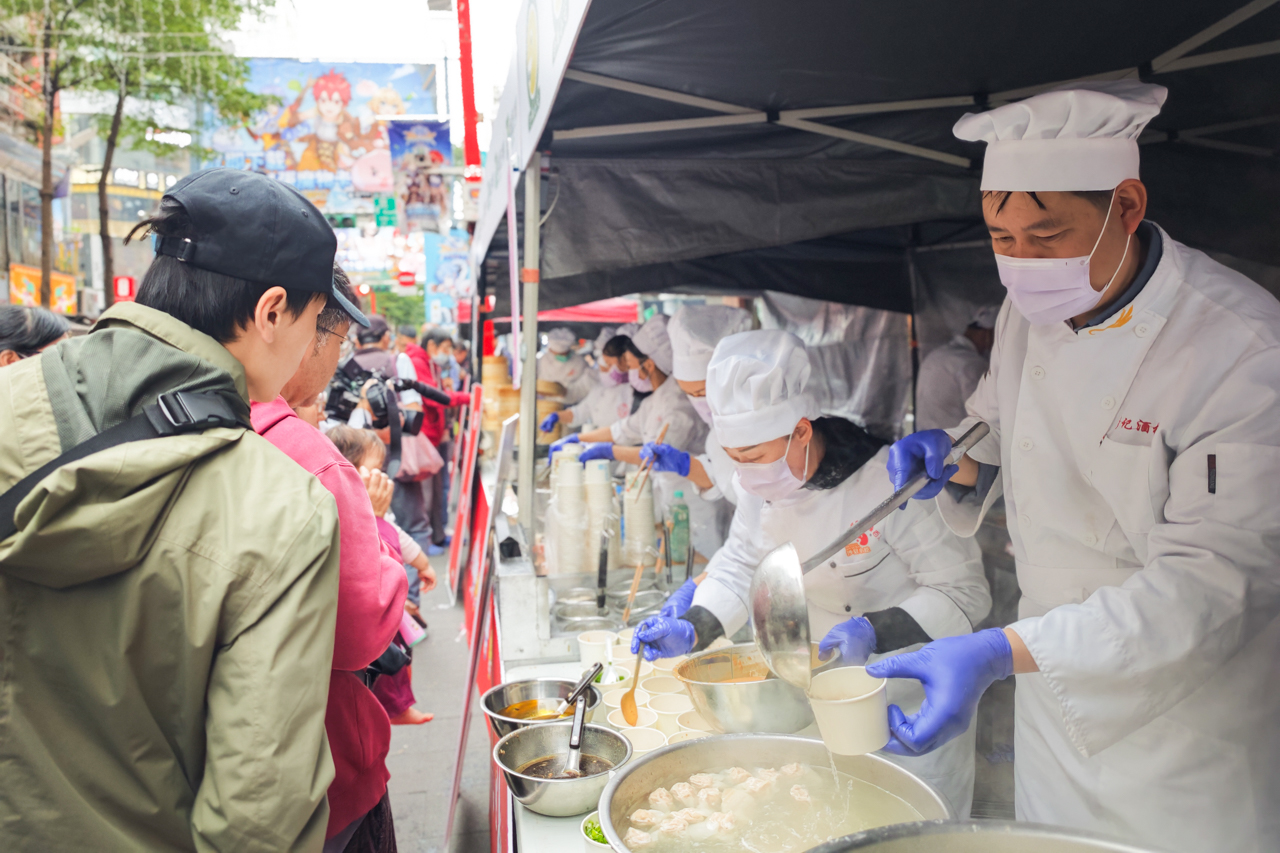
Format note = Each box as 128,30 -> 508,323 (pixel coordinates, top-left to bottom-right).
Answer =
592,326 -> 616,356
954,80 -> 1167,191
546,327 -> 576,354
631,314 -> 674,376
970,305 -> 1000,330
707,330 -> 821,449
615,322 -> 639,339
668,304 -> 753,382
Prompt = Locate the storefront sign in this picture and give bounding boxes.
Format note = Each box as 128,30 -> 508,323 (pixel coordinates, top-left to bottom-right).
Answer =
9,264 -> 76,314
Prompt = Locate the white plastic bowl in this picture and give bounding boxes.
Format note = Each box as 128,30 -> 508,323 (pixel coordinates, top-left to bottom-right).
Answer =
648,693 -> 693,736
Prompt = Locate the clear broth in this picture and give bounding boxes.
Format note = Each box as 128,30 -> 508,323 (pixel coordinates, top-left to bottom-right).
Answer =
622,763 -> 922,852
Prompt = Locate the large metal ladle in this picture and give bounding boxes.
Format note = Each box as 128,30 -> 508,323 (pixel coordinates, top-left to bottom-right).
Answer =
749,423 -> 991,691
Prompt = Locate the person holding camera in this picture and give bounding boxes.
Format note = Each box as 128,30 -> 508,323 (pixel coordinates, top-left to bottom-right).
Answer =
250,267 -> 409,852
0,168 -> 346,851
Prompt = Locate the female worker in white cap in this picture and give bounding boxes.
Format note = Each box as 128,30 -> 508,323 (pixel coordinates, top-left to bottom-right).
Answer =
552,314 -> 727,556
537,327 -> 595,405
540,326 -> 634,433
914,304 -> 999,431
634,329 -> 990,815
875,82 -> 1280,853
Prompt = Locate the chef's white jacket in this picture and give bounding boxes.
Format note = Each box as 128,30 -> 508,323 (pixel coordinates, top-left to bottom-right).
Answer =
915,334 -> 989,431
611,377 -> 731,556
566,378 -> 633,432
939,225 -> 1280,853
537,351 -> 596,406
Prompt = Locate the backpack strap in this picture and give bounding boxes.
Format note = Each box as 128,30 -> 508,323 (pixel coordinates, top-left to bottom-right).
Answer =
0,390 -> 241,542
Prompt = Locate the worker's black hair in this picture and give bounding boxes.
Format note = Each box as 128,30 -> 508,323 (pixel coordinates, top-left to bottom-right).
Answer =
128,197 -> 321,344
804,417 -> 888,491
985,189 -> 1115,215
601,335 -> 632,359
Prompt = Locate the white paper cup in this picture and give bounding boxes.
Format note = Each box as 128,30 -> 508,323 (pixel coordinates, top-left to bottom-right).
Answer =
807,666 -> 889,756
578,630 -> 620,667
581,811 -> 611,852
619,726 -> 667,756
594,665 -> 632,694
650,655 -> 687,673
665,730 -> 706,745
640,675 -> 684,696
617,626 -> 636,648
676,710 -> 714,734
609,653 -> 655,680
608,706 -> 657,731
648,693 -> 693,736
603,687 -> 650,720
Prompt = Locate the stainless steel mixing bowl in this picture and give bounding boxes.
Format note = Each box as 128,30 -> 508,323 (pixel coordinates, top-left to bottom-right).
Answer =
493,722 -> 632,817
480,677 -> 603,739
616,589 -> 668,625
674,642 -> 814,733
598,733 -> 950,850
807,820 -> 1167,852
606,577 -> 658,605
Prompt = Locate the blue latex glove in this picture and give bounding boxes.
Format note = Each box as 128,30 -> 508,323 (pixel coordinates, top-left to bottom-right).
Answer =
659,578 -> 698,618
632,615 -> 696,661
539,411 -> 560,432
640,442 -> 691,477
885,429 -> 958,506
547,434 -> 579,463
578,442 -> 614,462
865,627 -> 1013,756
818,616 -> 877,666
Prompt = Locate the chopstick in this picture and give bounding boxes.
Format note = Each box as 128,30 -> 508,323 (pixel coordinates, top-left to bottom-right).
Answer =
630,422 -> 670,494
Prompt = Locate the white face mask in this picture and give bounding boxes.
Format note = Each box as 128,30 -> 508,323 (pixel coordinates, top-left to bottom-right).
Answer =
993,187 -> 1131,326
628,367 -> 653,393
735,432 -> 809,502
432,352 -> 453,366
688,396 -> 713,426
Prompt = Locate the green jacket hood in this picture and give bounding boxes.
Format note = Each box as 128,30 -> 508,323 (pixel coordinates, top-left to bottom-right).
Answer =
0,303 -> 253,588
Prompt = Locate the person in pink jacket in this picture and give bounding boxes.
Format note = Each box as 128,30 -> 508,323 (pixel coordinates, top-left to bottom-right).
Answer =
251,268 -> 408,853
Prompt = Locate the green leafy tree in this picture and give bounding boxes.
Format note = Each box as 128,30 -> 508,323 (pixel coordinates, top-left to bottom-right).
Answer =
89,0 -> 275,306
377,287 -> 426,332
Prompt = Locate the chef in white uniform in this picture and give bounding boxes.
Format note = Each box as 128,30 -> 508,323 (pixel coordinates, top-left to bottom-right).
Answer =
554,315 -> 728,556
915,305 -> 998,431
873,82 -> 1280,853
541,326 -> 633,433
641,304 -> 754,507
537,327 -> 595,405
633,330 -> 990,816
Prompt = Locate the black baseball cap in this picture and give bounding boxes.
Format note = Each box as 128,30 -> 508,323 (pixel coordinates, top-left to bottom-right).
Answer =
153,168 -> 369,327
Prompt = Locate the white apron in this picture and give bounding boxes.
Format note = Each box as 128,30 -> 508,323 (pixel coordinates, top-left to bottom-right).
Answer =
938,227 -> 1280,853
695,447 -> 991,815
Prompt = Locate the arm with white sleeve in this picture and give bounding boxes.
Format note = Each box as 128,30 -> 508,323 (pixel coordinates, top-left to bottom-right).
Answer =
682,490 -> 766,644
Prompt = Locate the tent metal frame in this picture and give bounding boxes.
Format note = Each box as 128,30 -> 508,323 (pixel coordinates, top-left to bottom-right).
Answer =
552,0 -> 1280,163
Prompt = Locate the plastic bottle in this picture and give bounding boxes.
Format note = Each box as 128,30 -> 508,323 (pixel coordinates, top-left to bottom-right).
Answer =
668,490 -> 690,565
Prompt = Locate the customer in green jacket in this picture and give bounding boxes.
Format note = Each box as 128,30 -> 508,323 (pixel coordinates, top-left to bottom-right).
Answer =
0,168 -> 369,852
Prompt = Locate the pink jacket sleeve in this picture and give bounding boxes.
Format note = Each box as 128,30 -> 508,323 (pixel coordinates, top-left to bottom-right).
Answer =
313,459 -> 408,671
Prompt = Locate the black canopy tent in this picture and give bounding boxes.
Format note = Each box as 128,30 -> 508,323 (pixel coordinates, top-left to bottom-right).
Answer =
477,0 -> 1280,322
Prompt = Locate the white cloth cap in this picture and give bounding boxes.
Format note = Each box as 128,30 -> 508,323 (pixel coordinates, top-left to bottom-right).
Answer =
970,305 -> 999,329
707,330 -> 820,448
592,326 -> 616,357
669,304 -> 753,382
615,322 -> 639,339
631,314 -> 674,376
954,81 -> 1167,191
546,327 -> 576,354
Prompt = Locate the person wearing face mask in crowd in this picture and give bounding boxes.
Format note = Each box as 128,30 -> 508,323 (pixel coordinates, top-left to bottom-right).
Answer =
632,330 -> 990,816
538,327 -> 596,405
873,83 -> 1280,853
540,326 -> 634,434
552,314 -> 727,557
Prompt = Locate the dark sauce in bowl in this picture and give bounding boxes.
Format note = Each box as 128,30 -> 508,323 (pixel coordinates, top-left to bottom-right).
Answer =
517,754 -> 614,779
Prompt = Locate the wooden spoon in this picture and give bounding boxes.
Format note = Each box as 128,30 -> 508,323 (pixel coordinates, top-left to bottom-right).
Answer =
620,647 -> 644,727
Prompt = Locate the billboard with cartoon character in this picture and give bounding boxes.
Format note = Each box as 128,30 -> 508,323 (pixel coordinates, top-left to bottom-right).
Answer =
388,118 -> 451,232
207,59 -> 437,213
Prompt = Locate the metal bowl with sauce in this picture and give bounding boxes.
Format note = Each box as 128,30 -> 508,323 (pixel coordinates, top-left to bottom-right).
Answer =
674,642 -> 814,734
481,677 -> 604,740
493,722 -> 632,817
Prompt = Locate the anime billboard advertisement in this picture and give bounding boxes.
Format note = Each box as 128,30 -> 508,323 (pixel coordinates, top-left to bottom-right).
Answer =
208,59 -> 437,213
388,118 -> 451,232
